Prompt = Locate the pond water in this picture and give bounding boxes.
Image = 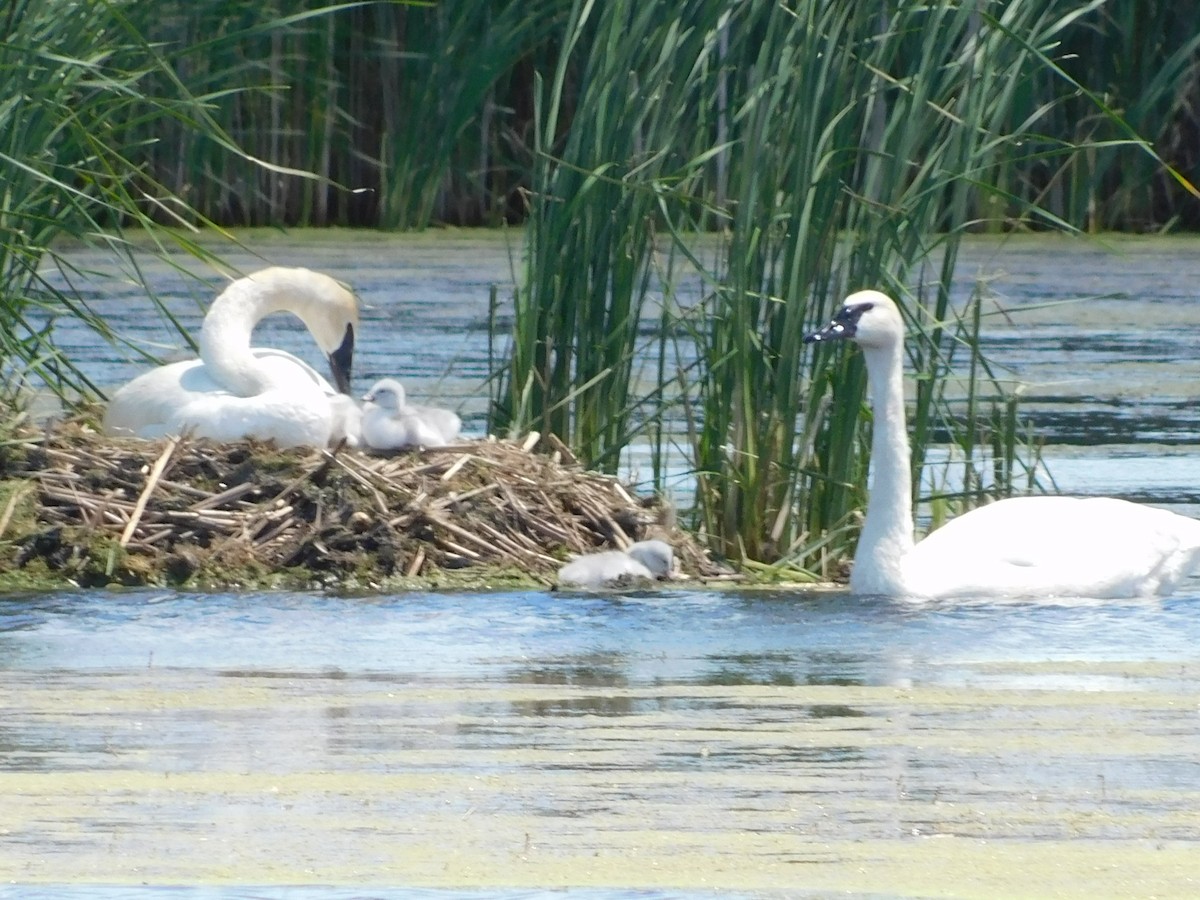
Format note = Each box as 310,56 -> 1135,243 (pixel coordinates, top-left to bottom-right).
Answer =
6,232 -> 1200,896
2,587 -> 1199,896
34,231 -> 1200,497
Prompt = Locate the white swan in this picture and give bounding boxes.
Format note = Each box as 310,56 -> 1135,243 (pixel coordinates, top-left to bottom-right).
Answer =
103,267 -> 358,449
360,378 -> 461,450
557,540 -> 675,589
804,290 -> 1200,600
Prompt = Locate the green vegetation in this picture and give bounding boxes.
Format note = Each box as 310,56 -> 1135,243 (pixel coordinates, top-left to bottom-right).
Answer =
3,0 -> 1197,581
0,0 -> 265,411
491,0 -> 1124,574
83,0 -> 1200,233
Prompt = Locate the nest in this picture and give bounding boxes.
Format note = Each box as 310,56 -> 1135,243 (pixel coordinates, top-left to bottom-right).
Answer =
0,422 -> 727,589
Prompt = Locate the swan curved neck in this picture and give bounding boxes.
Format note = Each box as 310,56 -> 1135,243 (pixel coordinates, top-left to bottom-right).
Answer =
852,339 -> 915,594
198,276 -> 298,395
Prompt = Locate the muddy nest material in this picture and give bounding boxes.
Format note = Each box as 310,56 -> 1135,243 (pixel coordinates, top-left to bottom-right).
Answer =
0,423 -> 726,589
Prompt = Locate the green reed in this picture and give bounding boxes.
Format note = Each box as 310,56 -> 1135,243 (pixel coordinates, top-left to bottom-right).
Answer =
490,0 -> 1092,573
490,0 -> 728,472
1004,0 -> 1200,232
1,0 -> 189,406
0,1 -> 345,410
54,1 -> 1196,233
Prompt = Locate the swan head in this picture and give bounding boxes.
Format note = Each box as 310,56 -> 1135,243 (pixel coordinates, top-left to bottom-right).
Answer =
804,290 -> 903,349
361,377 -> 407,412
627,540 -> 675,578
296,271 -> 357,395
327,324 -> 355,395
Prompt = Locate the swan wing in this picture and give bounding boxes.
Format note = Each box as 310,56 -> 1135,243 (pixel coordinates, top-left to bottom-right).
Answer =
104,359 -> 216,438
248,347 -> 338,394
104,350 -> 340,447
167,385 -> 333,449
906,496 -> 1200,599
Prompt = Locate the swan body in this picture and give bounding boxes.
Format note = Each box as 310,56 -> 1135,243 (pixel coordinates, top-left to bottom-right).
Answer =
360,378 -> 461,450
804,290 -> 1200,600
327,394 -> 363,448
103,267 -> 358,449
557,540 -> 675,589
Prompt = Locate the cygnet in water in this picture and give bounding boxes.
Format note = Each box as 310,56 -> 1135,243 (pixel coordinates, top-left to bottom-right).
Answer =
557,539 -> 675,589
360,378 -> 462,450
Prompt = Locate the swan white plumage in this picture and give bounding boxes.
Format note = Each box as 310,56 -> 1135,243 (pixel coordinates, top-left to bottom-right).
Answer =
103,267 -> 358,449
804,290 -> 1200,600
360,377 -> 461,450
557,540 -> 675,589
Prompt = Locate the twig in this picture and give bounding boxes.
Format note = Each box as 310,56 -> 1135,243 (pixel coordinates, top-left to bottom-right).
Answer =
440,453 -> 473,482
0,484 -> 31,541
405,545 -> 426,577
120,437 -> 180,548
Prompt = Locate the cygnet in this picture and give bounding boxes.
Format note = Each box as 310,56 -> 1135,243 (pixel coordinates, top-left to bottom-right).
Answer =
557,539 -> 675,589
360,377 -> 462,450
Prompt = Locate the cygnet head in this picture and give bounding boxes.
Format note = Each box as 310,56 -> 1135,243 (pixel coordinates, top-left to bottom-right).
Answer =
247,267 -> 359,394
803,290 -> 903,349
361,377 -> 407,412
626,540 -> 674,579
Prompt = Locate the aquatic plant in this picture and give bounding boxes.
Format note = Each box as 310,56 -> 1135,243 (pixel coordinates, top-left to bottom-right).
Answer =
90,1 -> 1200,231
0,0 -> 238,409
1002,0 -> 1200,232
489,1 -> 725,471
491,0 -> 1086,574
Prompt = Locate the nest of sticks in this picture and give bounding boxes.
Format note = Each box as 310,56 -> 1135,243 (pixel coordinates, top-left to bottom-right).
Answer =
0,421 -> 728,589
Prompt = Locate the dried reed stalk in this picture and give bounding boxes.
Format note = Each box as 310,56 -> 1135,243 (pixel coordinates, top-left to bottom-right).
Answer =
5,423 -> 725,584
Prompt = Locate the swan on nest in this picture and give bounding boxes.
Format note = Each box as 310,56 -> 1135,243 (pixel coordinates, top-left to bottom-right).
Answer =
103,266 -> 359,449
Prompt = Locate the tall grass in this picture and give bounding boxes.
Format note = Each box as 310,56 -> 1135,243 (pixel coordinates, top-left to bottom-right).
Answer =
131,0 -> 565,229
490,2 -> 728,472
491,0 -> 1112,572
0,0 -> 201,408
1010,1 -> 1200,231
0,1 -> 356,411
54,0 -> 1197,233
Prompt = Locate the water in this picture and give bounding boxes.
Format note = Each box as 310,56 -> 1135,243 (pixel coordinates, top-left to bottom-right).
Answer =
6,233 -> 1200,895
2,589 -> 1199,895
36,232 -> 1200,443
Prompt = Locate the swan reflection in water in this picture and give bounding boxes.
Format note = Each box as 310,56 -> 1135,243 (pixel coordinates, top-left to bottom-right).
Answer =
804,290 -> 1200,601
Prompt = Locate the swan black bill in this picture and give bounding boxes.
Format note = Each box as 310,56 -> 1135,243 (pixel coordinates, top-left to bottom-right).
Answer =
804,301 -> 874,344
328,323 -> 355,394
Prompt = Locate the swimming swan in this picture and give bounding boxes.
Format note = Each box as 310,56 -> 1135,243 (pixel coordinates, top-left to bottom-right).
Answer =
804,290 -> 1200,600
557,540 -> 675,589
360,377 -> 462,449
103,267 -> 358,449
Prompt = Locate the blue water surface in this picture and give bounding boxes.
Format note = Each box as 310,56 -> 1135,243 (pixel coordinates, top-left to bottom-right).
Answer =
3,586 -> 1198,691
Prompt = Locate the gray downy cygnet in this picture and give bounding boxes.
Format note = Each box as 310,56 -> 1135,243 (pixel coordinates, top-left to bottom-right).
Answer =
557,539 -> 674,589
